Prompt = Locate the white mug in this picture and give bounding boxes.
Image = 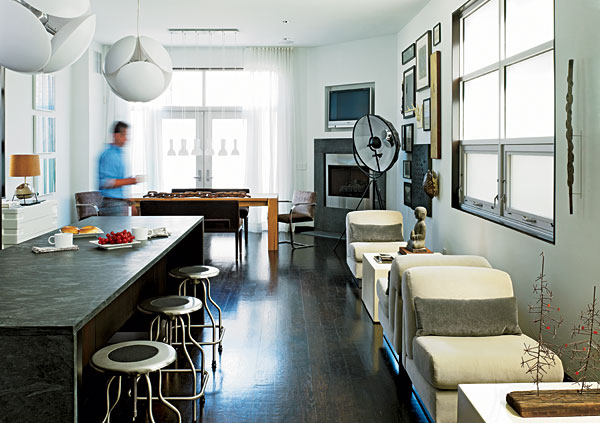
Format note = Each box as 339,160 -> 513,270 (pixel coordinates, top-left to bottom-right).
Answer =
48,232 -> 73,249
132,227 -> 149,241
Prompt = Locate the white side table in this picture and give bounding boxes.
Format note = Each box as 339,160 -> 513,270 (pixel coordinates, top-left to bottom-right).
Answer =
2,200 -> 58,248
361,253 -> 393,323
458,382 -> 600,423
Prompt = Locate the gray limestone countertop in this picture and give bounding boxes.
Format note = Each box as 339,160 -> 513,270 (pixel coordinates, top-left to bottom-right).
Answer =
0,215 -> 203,331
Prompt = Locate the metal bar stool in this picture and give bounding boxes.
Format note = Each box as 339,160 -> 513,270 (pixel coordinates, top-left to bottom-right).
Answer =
138,295 -> 209,421
91,340 -> 181,423
169,265 -> 225,371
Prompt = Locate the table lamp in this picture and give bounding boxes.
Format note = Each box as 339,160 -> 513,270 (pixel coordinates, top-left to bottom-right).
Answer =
9,154 -> 41,205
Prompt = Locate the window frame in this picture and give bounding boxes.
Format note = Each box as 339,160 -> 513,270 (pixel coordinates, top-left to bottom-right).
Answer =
452,0 -> 555,242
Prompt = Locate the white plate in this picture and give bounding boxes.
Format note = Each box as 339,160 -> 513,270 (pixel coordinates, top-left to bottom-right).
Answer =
73,230 -> 104,238
89,240 -> 141,250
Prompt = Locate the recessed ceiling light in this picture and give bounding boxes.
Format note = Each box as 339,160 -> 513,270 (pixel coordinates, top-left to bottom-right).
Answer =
280,37 -> 294,44
282,20 -> 289,24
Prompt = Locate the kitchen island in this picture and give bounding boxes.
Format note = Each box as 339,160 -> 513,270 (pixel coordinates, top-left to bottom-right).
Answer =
0,215 -> 204,423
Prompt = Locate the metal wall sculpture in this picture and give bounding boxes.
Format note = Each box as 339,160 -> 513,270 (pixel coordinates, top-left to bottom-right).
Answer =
566,59 -> 574,215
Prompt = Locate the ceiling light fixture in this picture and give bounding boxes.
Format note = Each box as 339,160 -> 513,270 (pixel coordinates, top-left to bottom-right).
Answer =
104,0 -> 172,103
0,0 -> 96,73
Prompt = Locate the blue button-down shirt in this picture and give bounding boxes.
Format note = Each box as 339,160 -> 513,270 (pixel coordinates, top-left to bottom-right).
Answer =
98,144 -> 127,199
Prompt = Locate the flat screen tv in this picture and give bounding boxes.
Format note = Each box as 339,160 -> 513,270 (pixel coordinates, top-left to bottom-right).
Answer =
328,87 -> 373,129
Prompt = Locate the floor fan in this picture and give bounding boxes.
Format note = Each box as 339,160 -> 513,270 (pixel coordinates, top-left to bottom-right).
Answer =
334,114 -> 400,250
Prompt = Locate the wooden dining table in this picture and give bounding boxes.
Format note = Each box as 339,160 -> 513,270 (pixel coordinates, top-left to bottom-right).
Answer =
131,193 -> 280,251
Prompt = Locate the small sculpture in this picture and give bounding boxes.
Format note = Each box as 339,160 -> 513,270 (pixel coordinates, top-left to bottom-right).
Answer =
407,206 -> 427,252
423,170 -> 438,198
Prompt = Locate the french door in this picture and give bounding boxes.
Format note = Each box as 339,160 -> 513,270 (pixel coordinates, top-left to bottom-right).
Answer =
161,109 -> 246,191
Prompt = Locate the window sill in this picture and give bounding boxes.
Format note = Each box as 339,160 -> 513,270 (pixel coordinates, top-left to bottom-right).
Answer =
459,204 -> 554,244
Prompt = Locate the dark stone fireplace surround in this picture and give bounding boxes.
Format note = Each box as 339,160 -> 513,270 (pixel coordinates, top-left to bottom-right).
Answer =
314,138 -> 386,235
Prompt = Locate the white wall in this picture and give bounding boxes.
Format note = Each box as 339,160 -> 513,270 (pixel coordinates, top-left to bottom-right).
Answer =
294,34 -> 399,195
5,69 -> 72,226
393,0 -> 600,371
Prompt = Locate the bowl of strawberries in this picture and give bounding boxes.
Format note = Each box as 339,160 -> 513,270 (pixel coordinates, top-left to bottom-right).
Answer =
90,230 -> 140,249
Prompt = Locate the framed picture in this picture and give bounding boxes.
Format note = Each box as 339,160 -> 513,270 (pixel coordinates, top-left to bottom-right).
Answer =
33,116 -> 56,153
34,157 -> 56,195
402,66 -> 416,118
402,43 -> 416,65
430,51 -> 442,159
416,31 -> 431,91
402,123 -> 414,152
33,74 -> 56,111
404,182 -> 412,207
403,160 -> 412,179
423,98 -> 431,131
433,23 -> 441,46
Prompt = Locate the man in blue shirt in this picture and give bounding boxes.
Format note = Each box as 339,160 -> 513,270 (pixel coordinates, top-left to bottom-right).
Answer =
98,121 -> 142,215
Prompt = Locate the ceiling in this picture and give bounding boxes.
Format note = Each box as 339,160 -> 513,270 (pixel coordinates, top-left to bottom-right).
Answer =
90,0 -> 430,47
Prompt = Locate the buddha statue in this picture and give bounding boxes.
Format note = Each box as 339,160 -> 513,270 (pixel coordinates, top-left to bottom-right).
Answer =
407,206 -> 427,252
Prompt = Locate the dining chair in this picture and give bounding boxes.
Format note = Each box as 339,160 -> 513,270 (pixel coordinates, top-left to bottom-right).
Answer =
277,191 -> 317,250
74,191 -> 103,220
140,199 -> 243,262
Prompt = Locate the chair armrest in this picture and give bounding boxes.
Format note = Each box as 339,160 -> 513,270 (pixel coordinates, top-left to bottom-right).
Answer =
278,200 -> 292,203
76,203 -> 100,214
290,202 -> 317,213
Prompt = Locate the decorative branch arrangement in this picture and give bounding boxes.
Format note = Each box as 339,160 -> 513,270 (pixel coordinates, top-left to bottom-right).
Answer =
564,286 -> 600,393
566,59 -> 575,215
522,252 -> 564,395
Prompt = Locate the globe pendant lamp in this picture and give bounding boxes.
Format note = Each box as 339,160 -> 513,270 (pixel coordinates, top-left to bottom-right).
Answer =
103,0 -> 172,103
0,0 -> 96,73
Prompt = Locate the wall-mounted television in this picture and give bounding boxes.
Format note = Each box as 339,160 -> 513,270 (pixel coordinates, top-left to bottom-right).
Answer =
326,83 -> 374,130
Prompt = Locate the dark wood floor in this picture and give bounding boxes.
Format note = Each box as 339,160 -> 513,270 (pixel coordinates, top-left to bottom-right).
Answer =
88,232 -> 428,423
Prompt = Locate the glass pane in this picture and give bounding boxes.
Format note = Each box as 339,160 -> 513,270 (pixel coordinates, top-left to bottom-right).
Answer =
156,71 -> 203,107
506,51 -> 554,138
509,153 -> 553,219
162,119 -> 197,190
463,71 -> 499,140
465,152 -> 498,203
464,0 -> 499,74
506,0 -> 553,58
205,71 -> 246,107
211,118 -> 247,188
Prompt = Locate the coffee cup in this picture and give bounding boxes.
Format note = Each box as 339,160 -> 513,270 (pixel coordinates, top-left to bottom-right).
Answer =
48,232 -> 73,249
132,227 -> 149,241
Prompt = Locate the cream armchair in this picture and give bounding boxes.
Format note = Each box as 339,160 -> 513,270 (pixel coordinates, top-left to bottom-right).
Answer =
402,266 -> 564,423
377,255 -> 492,364
345,210 -> 406,279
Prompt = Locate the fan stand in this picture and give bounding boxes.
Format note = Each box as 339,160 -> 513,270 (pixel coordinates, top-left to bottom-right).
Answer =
333,174 -> 385,251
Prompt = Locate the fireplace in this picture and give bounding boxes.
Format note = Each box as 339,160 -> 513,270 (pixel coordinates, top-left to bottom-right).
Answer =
325,154 -> 371,210
314,138 -> 385,234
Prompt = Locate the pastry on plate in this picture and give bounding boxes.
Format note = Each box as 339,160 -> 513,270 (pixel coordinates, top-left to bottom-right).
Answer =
61,225 -> 79,234
79,225 -> 102,234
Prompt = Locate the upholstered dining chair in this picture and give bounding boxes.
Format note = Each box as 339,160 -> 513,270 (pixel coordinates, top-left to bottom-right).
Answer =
277,191 -> 317,250
172,188 -> 250,242
74,191 -> 103,220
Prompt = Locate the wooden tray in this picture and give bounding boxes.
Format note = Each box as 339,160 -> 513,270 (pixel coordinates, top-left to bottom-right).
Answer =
507,389 -> 600,417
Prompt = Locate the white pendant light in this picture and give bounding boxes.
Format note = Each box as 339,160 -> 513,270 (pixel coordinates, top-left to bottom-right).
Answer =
167,138 -> 176,156
191,138 -> 202,156
231,138 -> 240,156
0,0 -> 96,74
103,0 -> 172,103
205,140 -> 215,156
178,138 -> 189,156
218,139 -> 228,156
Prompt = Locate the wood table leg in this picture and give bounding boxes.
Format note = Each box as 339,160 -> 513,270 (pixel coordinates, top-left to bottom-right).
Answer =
267,197 -> 278,251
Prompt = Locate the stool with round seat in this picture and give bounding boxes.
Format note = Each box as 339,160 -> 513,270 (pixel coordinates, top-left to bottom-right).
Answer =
169,265 -> 225,370
138,295 -> 209,420
91,340 -> 181,423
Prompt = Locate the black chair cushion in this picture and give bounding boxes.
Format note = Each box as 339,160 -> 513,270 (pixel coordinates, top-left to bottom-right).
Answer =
278,213 -> 313,224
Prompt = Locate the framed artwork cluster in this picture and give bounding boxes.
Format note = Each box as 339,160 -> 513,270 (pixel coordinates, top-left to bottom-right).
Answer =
32,74 -> 56,195
400,22 -> 442,209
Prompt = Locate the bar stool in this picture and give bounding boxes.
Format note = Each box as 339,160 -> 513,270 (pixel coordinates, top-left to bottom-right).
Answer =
91,340 -> 181,423
138,295 -> 209,420
169,265 -> 225,371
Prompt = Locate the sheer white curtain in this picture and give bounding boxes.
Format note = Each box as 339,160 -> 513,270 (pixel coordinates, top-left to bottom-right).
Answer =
243,47 -> 295,232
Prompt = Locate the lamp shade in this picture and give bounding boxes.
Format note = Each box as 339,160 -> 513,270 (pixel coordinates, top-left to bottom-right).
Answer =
10,155 -> 41,177
42,14 -> 96,73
